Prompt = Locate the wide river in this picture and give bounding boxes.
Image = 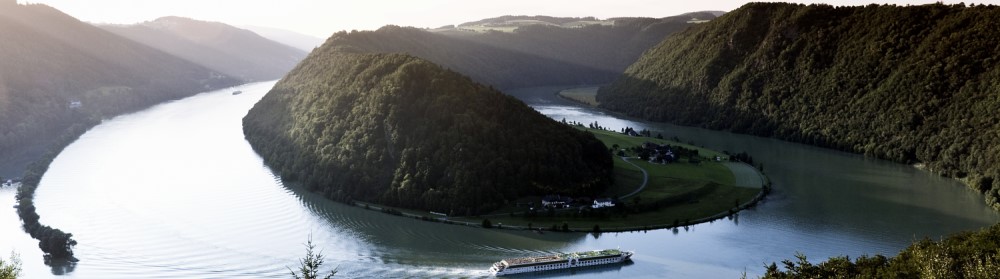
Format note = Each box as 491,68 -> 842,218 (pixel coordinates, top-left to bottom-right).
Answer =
2,82 -> 998,278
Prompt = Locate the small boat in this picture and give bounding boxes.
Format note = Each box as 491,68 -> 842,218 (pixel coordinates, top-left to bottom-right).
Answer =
489,248 -> 633,276
232,90 -> 243,95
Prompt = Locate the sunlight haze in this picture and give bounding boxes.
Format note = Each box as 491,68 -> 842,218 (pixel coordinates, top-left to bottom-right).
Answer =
17,0 -> 985,38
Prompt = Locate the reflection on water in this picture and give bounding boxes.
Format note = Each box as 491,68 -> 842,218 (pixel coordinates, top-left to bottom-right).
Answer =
1,84 -> 995,278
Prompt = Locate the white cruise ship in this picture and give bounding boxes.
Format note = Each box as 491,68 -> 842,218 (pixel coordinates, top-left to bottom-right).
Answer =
489,249 -> 633,276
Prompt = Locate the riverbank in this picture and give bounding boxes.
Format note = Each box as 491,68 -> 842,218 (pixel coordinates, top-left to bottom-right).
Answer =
10,83 -> 250,265
557,86 -> 601,106
350,126 -> 769,233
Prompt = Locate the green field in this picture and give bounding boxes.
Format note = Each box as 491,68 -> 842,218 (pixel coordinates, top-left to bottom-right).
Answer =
420,128 -> 764,231
351,127 -> 765,231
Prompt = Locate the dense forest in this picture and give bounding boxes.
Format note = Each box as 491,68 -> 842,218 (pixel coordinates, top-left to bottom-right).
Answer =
0,2 -> 239,177
598,3 -> 1000,210
763,223 -> 1000,278
242,33 -> 614,215
322,13 -> 716,89
101,17 -> 307,81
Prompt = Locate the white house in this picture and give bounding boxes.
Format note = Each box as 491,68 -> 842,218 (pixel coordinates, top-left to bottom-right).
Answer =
592,198 -> 615,209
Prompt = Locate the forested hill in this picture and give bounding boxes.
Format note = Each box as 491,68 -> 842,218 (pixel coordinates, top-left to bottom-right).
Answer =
321,12 -> 716,89
242,33 -> 613,214
597,3 -> 1000,209
101,16 -> 307,81
0,3 -> 239,176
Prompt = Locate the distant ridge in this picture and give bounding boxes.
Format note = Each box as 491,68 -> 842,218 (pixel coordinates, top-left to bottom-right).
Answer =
0,3 -> 239,176
330,12 -> 717,90
242,25 -> 325,52
102,16 -> 307,81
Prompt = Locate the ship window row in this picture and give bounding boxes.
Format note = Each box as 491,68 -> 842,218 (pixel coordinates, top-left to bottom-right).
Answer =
527,258 -> 618,270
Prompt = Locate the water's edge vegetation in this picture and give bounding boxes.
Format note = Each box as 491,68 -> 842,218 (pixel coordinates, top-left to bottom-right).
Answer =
14,121 -> 94,262
762,223 -> 1000,278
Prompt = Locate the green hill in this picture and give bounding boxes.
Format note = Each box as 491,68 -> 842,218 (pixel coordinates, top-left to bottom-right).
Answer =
242,32 -> 613,214
0,3 -> 239,177
101,16 -> 307,81
597,3 -> 1000,210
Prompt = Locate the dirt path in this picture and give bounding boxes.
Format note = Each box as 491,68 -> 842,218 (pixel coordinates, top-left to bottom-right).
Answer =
619,157 -> 649,199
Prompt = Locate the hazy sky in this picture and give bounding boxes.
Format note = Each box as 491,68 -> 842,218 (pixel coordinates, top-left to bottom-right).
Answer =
18,0 -> 992,38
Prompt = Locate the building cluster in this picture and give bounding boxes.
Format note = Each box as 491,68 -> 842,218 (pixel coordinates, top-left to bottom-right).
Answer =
641,142 -> 677,164
541,195 -> 617,209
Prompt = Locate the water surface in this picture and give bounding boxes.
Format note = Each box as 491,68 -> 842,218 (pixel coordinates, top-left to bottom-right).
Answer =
2,83 -> 995,278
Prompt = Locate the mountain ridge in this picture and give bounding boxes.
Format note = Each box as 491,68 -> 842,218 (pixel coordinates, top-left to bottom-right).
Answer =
322,12 -> 716,90
101,16 -> 307,81
0,3 -> 240,177
598,2 -> 1000,210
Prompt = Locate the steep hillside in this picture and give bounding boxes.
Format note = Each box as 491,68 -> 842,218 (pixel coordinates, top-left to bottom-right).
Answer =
242,33 -> 613,214
0,3 -> 239,177
102,17 -> 307,81
598,3 -> 1000,209
327,13 -> 715,90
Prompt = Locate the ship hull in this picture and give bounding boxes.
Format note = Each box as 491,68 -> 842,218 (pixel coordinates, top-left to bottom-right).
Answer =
490,251 -> 632,276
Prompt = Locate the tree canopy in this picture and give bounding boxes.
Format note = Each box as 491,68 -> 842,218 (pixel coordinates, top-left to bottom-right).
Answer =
763,223 -> 1000,278
243,36 -> 613,215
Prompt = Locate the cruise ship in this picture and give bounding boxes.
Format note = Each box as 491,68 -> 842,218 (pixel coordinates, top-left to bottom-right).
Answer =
489,249 -> 633,276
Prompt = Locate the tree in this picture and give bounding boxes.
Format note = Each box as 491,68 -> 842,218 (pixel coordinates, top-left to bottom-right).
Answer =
0,252 -> 21,279
289,236 -> 337,279
481,218 -> 493,229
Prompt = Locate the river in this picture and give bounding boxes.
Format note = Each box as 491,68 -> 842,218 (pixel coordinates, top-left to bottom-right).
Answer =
2,82 -> 997,278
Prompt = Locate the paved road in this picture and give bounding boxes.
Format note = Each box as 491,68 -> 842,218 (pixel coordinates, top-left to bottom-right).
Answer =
619,157 -> 649,199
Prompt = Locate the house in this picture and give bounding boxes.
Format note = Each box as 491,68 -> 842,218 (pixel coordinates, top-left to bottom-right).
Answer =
69,100 -> 82,109
541,195 -> 572,208
592,198 -> 615,209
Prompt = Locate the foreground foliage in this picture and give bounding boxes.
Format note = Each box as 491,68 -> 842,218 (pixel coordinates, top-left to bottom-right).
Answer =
243,36 -> 613,215
599,3 -> 1000,210
289,237 -> 336,279
0,252 -> 21,279
764,223 -> 1000,278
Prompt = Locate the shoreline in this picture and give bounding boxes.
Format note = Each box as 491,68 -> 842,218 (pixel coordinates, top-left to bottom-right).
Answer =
349,159 -> 771,234
345,86 -> 772,233
350,178 -> 769,233
555,86 -> 601,107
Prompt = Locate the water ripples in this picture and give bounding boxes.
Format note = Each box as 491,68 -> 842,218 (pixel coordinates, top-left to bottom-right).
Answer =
11,84 -> 995,278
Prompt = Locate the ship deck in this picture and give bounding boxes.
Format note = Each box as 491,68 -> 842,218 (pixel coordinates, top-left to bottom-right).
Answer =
501,249 -> 622,267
